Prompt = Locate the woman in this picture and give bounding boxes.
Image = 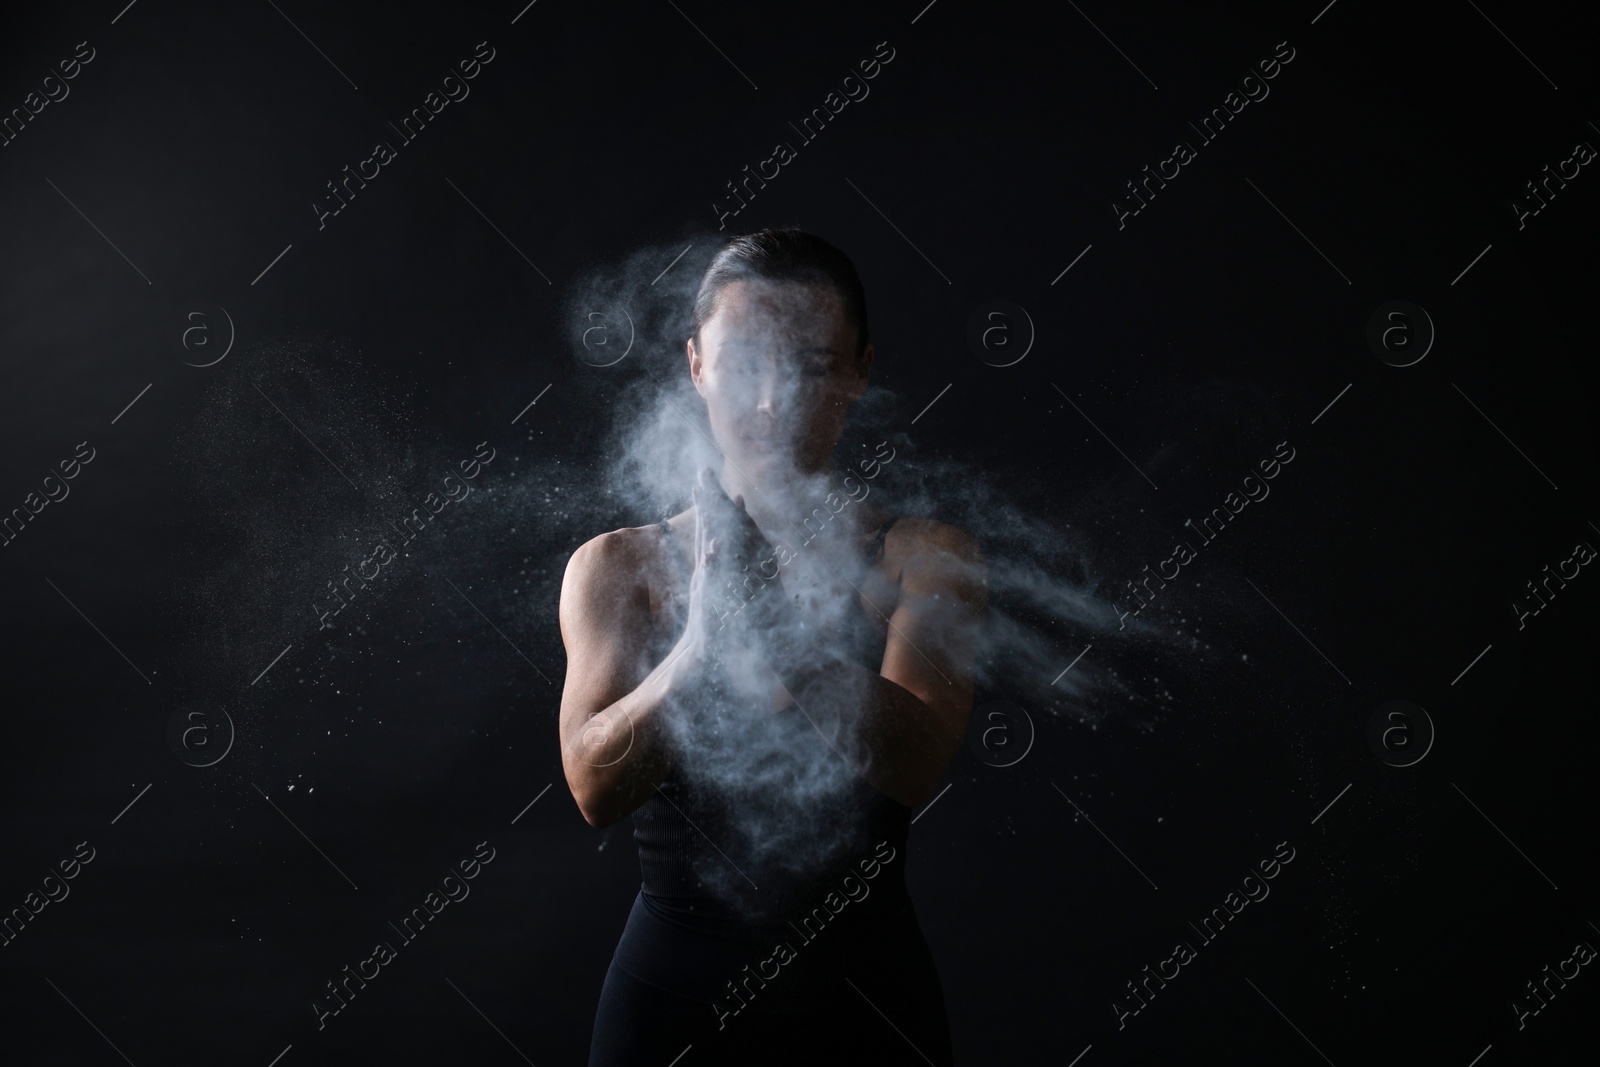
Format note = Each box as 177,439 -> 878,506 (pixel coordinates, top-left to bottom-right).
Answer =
559,228 -> 986,1065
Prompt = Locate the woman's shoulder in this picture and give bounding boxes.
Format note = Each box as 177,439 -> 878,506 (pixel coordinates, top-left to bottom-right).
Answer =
880,515 -> 983,574
561,522 -> 671,590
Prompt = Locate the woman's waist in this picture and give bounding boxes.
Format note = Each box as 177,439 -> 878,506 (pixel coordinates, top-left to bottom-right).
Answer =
616,885 -> 929,1003
637,831 -> 909,916
639,860 -> 912,930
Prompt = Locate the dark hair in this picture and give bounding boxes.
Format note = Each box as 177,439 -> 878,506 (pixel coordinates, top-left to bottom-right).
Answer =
690,227 -> 871,361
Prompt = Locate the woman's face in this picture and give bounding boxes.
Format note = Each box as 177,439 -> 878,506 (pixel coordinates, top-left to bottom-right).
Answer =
688,279 -> 872,476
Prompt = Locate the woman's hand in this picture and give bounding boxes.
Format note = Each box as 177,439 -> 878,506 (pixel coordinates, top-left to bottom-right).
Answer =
688,469 -> 782,630
681,469 -> 801,708
682,472 -> 731,651
693,467 -> 776,585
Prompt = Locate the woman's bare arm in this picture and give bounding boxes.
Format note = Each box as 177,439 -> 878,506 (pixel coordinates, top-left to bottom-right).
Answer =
557,529 -> 708,829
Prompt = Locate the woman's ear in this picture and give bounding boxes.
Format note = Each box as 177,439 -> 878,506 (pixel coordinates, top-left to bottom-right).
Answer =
848,342 -> 874,399
687,335 -> 706,397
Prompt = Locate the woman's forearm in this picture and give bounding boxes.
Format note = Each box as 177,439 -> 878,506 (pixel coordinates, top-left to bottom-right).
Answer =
565,634 -> 710,827
772,645 -> 959,809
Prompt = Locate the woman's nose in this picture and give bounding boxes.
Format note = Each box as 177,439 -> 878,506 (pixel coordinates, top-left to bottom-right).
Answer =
755,380 -> 779,416
751,365 -> 787,416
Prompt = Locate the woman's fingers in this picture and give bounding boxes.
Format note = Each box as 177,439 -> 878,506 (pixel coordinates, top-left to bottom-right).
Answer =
691,471 -> 773,582
690,488 -> 702,562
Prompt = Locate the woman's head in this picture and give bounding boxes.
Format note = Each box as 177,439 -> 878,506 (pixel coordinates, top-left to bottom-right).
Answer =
687,229 -> 873,479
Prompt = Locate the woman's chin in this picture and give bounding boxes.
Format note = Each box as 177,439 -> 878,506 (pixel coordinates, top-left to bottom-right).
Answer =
738,445 -> 832,476
738,447 -> 796,472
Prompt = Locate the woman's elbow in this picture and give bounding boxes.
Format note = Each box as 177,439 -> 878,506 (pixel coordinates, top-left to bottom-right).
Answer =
903,774 -> 947,811
569,783 -> 623,830
564,765 -> 629,830
579,799 -> 622,830
899,716 -> 969,809
562,758 -> 611,829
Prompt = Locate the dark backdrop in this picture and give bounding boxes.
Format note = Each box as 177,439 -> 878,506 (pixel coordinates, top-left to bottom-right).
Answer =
1,1 -> 1596,1064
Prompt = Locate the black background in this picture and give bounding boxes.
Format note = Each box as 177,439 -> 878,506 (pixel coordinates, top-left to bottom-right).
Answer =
1,1 -> 1596,1064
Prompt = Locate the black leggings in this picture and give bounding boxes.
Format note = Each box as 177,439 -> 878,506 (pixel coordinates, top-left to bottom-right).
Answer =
588,890 -> 955,1066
